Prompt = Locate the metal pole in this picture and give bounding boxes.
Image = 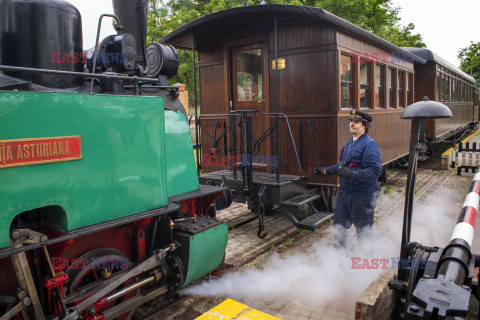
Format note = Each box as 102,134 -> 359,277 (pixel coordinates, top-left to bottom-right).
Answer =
274,15 -> 280,182
90,14 -> 120,93
192,33 -> 200,175
0,65 -> 159,83
399,117 -> 422,280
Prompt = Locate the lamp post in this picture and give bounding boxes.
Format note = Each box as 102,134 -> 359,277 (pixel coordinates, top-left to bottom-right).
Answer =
398,96 -> 452,280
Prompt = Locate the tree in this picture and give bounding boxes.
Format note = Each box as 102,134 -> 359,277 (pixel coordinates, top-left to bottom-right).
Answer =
294,0 -> 425,47
147,0 -> 425,111
458,41 -> 480,86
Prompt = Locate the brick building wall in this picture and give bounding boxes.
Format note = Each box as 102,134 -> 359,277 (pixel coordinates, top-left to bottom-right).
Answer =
174,83 -> 189,115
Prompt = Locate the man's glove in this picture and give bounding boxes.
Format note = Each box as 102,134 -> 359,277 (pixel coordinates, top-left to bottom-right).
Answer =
314,167 -> 326,176
337,167 -> 353,179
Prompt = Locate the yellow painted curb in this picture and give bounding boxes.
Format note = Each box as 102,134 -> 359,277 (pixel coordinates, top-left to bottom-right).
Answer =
195,299 -> 282,320
442,127 -> 480,157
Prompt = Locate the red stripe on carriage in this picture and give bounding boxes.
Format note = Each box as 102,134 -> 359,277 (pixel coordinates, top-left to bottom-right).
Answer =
463,206 -> 478,228
349,163 -> 359,167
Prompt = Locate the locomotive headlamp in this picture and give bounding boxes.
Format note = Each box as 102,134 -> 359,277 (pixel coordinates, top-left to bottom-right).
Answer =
146,43 -> 180,79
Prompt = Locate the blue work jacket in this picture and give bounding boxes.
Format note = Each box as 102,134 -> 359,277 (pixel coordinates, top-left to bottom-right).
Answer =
325,133 -> 381,195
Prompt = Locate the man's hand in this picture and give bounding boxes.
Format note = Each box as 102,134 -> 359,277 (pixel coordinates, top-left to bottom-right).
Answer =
338,167 -> 353,179
314,167 -> 326,176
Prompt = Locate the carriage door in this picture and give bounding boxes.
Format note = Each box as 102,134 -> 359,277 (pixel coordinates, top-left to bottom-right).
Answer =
230,44 -> 269,166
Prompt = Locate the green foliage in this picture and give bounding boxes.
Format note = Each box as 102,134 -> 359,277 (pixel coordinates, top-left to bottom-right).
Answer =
147,0 -> 425,111
458,41 -> 480,86
383,184 -> 393,194
297,0 -> 425,47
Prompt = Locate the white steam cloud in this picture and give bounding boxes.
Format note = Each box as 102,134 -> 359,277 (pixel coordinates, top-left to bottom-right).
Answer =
181,189 -> 460,311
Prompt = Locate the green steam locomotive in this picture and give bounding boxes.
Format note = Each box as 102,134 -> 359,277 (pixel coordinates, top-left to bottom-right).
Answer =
0,0 -> 229,319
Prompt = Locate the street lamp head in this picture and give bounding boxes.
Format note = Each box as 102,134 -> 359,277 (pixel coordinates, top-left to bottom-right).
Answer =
401,96 -> 453,119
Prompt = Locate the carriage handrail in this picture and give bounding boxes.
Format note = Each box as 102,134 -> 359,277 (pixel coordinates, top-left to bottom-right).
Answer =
260,112 -> 303,177
188,114 -> 239,174
188,112 -> 304,177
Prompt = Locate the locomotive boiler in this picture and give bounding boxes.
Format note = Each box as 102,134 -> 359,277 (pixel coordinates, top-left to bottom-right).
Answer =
0,0 -> 230,319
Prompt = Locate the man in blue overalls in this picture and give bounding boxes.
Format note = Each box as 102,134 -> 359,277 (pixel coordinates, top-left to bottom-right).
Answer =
314,110 -> 381,249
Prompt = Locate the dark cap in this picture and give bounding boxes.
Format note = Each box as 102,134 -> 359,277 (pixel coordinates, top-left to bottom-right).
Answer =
349,110 -> 372,123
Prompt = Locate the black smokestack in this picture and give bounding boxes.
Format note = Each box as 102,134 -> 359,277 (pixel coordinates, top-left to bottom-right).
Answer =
112,0 -> 148,68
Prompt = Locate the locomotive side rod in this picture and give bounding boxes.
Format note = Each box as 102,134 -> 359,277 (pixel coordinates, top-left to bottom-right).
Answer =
61,246 -> 174,320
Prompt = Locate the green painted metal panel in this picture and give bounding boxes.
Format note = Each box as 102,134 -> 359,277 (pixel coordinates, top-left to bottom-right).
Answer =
0,91 -> 168,248
182,222 -> 228,286
164,110 -> 199,197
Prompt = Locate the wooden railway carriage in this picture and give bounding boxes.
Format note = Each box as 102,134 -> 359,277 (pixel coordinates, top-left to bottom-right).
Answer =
161,5 -> 420,192
403,47 -> 477,142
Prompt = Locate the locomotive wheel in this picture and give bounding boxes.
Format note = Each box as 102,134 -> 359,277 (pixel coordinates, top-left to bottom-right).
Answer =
65,248 -> 137,320
0,293 -> 24,319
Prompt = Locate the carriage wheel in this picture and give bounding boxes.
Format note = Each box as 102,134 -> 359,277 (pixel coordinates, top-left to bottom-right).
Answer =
66,248 -> 137,320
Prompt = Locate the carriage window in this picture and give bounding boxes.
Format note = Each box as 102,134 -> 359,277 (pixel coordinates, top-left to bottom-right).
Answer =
387,68 -> 396,107
454,79 -> 458,102
360,60 -> 371,108
398,71 -> 405,108
437,72 -> 441,101
235,49 -> 262,101
454,79 -> 460,102
450,77 -> 454,102
446,76 -> 451,101
460,81 -> 463,102
460,82 -> 463,102
340,54 -> 354,108
441,74 -> 446,101
407,73 -> 413,105
374,64 -> 385,108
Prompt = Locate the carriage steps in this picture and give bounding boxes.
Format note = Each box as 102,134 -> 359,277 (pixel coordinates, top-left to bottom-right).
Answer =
281,193 -> 333,231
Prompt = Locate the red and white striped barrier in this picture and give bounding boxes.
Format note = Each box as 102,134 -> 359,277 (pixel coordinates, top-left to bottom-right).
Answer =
450,170 -> 480,247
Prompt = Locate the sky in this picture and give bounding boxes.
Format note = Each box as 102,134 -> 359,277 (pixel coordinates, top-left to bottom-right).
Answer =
66,0 -> 480,68
391,0 -> 480,67
65,0 -> 115,50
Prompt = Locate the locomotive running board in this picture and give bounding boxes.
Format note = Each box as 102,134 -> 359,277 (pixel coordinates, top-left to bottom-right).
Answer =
0,203 -> 180,260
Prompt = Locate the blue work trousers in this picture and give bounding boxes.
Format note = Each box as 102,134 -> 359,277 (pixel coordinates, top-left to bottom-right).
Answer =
333,191 -> 378,249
